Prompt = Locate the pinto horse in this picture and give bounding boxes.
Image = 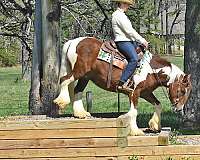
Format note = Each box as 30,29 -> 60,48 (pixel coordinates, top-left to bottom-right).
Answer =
54,37 -> 192,136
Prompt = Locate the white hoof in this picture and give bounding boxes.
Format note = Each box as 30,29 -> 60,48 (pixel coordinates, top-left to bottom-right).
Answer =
130,128 -> 145,136
148,118 -> 161,131
53,97 -> 70,109
74,110 -> 91,119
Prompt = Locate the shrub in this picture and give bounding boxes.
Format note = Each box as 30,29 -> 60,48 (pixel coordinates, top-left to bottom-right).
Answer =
0,40 -> 19,67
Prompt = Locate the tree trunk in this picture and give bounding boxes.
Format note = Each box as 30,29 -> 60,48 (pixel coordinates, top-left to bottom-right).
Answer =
29,0 -> 60,116
41,0 -> 60,115
184,0 -> 200,129
29,0 -> 43,114
21,16 -> 32,80
165,0 -> 169,54
168,2 -> 181,55
161,11 -> 164,36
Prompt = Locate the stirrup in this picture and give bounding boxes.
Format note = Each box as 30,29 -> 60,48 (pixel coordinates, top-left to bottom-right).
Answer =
117,80 -> 134,93
117,85 -> 134,93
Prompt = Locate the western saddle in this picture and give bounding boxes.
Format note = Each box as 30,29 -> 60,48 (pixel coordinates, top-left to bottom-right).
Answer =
100,40 -> 145,89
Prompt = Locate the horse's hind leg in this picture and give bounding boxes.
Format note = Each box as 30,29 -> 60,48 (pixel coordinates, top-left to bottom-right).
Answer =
141,93 -> 162,131
73,77 -> 90,118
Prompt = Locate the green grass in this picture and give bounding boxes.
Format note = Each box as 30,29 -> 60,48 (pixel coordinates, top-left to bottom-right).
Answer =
0,55 -> 184,129
0,67 -> 30,116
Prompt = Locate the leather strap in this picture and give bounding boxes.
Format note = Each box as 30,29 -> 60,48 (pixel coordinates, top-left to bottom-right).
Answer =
107,52 -> 114,88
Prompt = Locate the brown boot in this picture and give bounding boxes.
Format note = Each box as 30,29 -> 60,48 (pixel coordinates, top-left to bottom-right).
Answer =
117,81 -> 134,93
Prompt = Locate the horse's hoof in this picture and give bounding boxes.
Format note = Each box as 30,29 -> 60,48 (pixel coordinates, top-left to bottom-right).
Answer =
74,111 -> 91,119
130,128 -> 145,136
148,119 -> 161,131
53,98 -> 68,109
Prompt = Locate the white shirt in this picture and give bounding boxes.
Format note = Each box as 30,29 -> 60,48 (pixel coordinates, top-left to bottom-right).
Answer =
112,8 -> 146,44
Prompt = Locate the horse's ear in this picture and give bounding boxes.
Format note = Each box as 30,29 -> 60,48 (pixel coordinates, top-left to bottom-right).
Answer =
183,74 -> 191,83
187,74 -> 191,81
175,75 -> 179,82
158,69 -> 164,74
183,74 -> 192,87
179,74 -> 184,82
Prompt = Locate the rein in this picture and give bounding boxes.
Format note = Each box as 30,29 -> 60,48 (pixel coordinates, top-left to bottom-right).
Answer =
143,51 -> 174,107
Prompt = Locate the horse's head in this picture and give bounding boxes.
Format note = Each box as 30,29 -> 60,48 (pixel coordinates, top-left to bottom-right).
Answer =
168,74 -> 192,112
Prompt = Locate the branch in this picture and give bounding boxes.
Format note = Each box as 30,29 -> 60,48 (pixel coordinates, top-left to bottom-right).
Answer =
0,1 -> 13,17
7,0 -> 28,15
169,9 -> 181,35
62,6 -> 94,35
93,0 -> 108,20
0,32 -> 32,54
93,0 -> 109,32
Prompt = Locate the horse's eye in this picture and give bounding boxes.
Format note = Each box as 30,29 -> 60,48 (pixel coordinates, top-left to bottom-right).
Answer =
176,88 -> 184,97
181,90 -> 185,95
177,88 -> 185,97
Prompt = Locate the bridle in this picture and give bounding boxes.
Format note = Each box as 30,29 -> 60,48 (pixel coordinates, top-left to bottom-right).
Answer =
143,51 -> 179,108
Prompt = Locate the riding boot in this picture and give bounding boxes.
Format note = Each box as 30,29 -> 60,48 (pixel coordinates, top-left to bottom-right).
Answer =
117,80 -> 134,93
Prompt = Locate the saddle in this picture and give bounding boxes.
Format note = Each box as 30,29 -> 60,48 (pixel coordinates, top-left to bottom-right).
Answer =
100,40 -> 127,70
100,40 -> 145,88
101,40 -> 145,64
101,40 -> 126,59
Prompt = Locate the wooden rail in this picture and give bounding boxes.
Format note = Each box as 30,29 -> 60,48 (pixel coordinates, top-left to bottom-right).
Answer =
0,115 -> 199,160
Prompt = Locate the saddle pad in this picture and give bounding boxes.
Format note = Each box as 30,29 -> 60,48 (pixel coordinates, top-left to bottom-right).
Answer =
97,49 -> 126,69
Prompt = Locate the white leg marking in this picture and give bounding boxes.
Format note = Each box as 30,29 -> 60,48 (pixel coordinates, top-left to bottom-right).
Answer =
73,100 -> 91,118
149,104 -> 162,131
128,103 -> 144,136
53,76 -> 75,109
54,37 -> 87,109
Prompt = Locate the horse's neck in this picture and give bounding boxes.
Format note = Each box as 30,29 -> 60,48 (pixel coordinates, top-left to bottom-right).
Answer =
168,64 -> 184,85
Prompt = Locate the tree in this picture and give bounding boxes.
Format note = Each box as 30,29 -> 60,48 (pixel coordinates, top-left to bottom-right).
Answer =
0,0 -> 33,79
184,0 -> 200,128
29,0 -> 61,115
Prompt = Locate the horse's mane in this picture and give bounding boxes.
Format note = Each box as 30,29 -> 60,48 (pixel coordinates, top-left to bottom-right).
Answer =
150,54 -> 171,69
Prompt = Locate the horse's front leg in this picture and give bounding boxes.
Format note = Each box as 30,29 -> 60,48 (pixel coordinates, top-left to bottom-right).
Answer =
128,94 -> 145,136
73,77 -> 91,118
54,74 -> 75,109
148,103 -> 162,131
141,93 -> 162,131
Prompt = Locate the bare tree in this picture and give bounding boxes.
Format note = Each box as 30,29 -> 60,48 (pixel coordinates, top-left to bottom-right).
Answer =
29,0 -> 61,115
168,1 -> 184,54
0,0 -> 34,79
184,0 -> 200,129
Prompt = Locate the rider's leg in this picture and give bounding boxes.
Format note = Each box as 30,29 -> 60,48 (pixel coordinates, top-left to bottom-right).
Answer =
116,41 -> 138,90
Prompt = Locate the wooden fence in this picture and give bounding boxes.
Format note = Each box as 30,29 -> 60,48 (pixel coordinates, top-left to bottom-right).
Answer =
0,115 -> 199,160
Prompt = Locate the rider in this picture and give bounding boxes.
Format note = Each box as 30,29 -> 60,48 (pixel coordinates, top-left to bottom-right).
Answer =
112,0 -> 148,92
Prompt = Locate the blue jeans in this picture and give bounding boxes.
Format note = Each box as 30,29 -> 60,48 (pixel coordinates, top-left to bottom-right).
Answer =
116,41 -> 138,83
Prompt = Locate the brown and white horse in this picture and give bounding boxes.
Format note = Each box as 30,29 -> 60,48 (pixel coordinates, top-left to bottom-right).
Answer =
54,37 -> 192,136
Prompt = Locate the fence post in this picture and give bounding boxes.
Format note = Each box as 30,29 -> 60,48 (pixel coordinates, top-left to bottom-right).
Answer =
118,92 -> 120,112
86,91 -> 93,113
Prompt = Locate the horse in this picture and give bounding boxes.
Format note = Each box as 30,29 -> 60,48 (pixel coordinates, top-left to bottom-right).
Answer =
53,37 -> 192,136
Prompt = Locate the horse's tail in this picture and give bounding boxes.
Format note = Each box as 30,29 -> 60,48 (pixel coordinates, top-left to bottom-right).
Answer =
59,40 -> 72,79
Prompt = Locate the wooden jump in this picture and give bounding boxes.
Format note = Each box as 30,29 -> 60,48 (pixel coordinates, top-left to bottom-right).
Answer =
0,115 -> 199,160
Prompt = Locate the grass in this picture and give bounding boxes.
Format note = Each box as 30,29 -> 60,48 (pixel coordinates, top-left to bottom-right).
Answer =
0,55 -> 184,129
0,67 -> 30,116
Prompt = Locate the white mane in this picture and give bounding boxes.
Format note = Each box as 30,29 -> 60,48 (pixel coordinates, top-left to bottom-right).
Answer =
133,51 -> 184,88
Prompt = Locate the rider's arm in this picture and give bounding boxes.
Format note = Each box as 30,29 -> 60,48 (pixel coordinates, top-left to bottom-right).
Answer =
114,12 -> 147,44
